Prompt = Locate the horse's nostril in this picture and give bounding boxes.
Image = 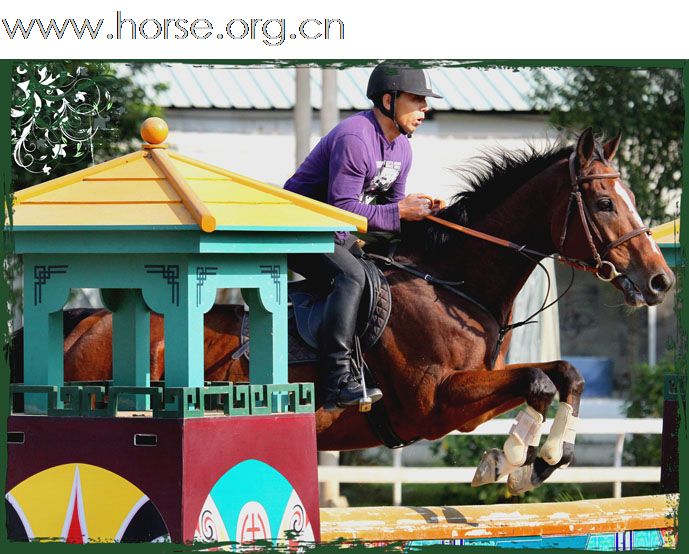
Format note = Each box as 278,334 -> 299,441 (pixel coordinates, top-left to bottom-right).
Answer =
649,272 -> 673,294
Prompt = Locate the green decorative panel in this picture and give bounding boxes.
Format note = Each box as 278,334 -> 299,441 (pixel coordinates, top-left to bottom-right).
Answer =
201,383 -> 234,413
152,387 -> 205,419
230,384 -> 251,416
80,385 -> 109,417
10,385 -> 58,414
249,385 -> 271,415
108,386 -> 164,416
10,382 -> 315,417
47,386 -> 82,417
296,383 -> 316,413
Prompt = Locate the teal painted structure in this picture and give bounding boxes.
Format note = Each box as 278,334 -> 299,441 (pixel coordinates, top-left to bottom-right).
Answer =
5,120 -> 357,545
15,229 -> 346,414
9,119 -> 362,415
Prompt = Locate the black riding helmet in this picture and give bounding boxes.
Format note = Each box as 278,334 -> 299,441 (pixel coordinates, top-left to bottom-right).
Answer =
366,62 -> 442,137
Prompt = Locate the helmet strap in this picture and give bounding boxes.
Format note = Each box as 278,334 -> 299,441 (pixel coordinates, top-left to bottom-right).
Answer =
379,92 -> 413,139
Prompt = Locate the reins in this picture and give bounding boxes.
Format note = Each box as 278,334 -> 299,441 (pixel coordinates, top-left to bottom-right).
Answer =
419,150 -> 650,281
376,153 -> 650,367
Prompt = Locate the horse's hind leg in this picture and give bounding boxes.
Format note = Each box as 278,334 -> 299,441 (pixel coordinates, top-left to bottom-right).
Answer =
507,360 -> 584,494
435,365 -> 557,487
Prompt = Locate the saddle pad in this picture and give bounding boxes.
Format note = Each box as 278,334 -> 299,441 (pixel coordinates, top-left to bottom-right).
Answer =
239,310 -> 318,364
238,258 -> 391,364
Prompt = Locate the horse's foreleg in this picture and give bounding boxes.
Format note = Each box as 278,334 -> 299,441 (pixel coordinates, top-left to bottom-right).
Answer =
435,366 -> 556,487
507,360 -> 584,494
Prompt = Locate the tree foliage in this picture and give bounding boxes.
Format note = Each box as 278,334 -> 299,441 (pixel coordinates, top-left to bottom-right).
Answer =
623,358 -> 667,467
11,62 -> 166,191
532,67 -> 683,225
7,62 -> 166,322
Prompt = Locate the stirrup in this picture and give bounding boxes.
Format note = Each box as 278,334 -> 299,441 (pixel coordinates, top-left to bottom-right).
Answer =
357,378 -> 383,413
353,335 -> 379,412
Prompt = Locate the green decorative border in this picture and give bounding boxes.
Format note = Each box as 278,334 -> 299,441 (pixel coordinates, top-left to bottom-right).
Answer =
1,60 -> 686,554
9,381 -> 315,418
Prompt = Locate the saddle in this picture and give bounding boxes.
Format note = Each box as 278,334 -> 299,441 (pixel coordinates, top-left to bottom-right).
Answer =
235,252 -> 421,449
236,255 -> 392,365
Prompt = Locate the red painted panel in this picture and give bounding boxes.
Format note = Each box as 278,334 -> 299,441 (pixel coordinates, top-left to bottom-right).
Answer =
182,414 -> 320,541
7,413 -> 320,544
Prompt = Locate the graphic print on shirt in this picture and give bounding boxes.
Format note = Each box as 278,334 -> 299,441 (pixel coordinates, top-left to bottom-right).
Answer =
362,160 -> 402,204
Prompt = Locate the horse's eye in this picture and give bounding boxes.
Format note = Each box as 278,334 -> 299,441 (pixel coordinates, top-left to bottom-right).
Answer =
597,198 -> 614,212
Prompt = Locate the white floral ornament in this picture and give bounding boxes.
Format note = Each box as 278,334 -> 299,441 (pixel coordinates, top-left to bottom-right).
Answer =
11,62 -> 118,176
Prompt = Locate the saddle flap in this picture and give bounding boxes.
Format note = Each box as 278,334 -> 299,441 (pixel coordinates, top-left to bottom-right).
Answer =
290,291 -> 320,350
238,256 -> 392,364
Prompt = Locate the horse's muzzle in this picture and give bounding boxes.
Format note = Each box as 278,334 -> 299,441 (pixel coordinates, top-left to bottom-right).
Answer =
617,269 -> 674,307
649,271 -> 674,297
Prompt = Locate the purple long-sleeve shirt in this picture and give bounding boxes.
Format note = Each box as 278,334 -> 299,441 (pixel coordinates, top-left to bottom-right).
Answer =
284,110 -> 411,237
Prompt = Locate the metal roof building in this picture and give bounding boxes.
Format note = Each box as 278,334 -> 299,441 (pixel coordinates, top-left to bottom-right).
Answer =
127,63 -> 557,196
132,63 -> 564,112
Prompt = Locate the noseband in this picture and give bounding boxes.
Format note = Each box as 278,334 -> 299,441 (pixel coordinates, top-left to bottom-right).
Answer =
558,152 -> 650,281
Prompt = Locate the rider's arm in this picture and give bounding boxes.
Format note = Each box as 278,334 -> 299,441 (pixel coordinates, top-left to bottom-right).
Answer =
328,135 -> 402,232
383,148 -> 433,221
384,148 -> 411,205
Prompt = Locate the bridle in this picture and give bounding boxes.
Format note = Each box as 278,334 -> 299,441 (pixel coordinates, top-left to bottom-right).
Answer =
388,149 -> 653,367
558,151 -> 650,282
422,150 -> 651,282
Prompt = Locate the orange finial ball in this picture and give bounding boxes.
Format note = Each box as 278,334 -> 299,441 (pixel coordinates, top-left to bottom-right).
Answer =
141,117 -> 168,145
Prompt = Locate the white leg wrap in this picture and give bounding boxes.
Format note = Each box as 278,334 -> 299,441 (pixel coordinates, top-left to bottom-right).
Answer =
540,402 -> 579,466
503,405 -> 543,467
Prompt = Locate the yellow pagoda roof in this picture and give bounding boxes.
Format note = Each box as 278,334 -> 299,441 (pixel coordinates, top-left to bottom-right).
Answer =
650,218 -> 679,247
9,118 -> 367,234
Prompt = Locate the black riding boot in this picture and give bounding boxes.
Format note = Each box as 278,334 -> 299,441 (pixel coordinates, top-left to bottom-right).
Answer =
320,278 -> 383,411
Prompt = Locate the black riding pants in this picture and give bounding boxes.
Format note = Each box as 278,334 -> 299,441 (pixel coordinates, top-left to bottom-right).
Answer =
288,237 -> 366,379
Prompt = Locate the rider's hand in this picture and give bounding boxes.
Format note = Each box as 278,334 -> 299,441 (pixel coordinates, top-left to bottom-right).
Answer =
429,198 -> 446,214
398,194 -> 433,221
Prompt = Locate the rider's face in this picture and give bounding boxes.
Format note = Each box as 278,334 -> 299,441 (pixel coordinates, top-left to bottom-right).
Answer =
385,92 -> 429,134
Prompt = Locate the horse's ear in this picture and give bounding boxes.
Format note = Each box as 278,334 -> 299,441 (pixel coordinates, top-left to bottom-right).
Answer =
603,130 -> 622,162
576,127 -> 595,167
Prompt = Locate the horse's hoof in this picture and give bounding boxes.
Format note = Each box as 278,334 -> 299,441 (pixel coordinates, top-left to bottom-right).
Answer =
471,448 -> 502,487
472,448 -> 521,487
507,465 -> 536,495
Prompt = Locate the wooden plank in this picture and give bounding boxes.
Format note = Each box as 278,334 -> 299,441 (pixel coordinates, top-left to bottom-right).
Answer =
187,180 -> 291,204
150,149 -> 216,232
208,204 -> 358,231
19,180 -> 180,204
13,151 -> 146,202
651,219 -> 679,245
11,203 -> 195,227
320,494 -> 677,542
11,202 -> 356,232
169,151 -> 368,233
317,466 -> 661,484
83,156 -> 166,180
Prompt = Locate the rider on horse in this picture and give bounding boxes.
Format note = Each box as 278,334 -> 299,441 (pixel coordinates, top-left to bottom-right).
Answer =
284,62 -> 443,410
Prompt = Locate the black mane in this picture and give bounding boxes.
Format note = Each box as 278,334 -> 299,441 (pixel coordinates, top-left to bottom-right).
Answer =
402,142 -> 573,254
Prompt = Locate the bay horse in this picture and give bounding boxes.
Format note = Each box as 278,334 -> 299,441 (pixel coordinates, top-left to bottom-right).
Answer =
15,129 -> 674,494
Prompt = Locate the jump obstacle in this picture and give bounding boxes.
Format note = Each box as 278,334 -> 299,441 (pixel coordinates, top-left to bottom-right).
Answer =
321,495 -> 677,549
5,118 -> 680,549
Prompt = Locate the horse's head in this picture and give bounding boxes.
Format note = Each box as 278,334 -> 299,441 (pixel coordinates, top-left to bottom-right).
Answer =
552,128 -> 674,307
